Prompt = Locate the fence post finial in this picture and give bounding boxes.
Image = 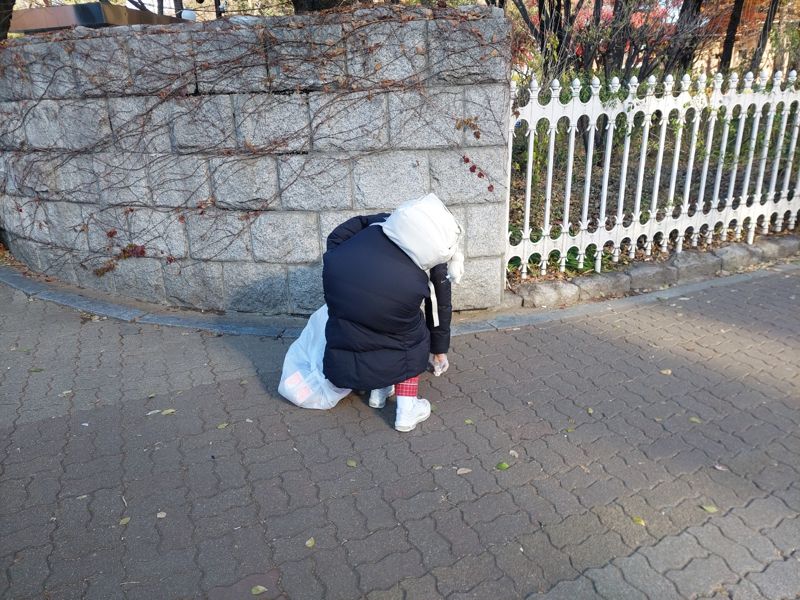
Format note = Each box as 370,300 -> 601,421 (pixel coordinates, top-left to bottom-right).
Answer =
744,71 -> 754,91
713,73 -> 724,94
772,70 -> 783,92
609,76 -> 621,95
646,75 -> 657,97
680,74 -> 691,93
550,79 -> 562,104
664,74 -> 674,96
570,78 -> 581,100
788,70 -> 798,90
529,76 -> 540,103
590,76 -> 601,98
727,72 -> 739,94
697,73 -> 707,93
628,76 -> 639,101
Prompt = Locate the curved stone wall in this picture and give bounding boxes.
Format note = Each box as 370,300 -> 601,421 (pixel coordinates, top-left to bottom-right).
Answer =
0,6 -> 511,314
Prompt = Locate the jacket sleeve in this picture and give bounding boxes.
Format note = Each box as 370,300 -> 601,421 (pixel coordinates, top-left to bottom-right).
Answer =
425,263 -> 452,355
326,213 -> 390,251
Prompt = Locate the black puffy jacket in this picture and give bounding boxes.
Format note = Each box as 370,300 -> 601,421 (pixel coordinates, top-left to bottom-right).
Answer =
322,214 -> 452,391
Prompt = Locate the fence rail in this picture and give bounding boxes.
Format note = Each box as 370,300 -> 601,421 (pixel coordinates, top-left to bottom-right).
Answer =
505,70 -> 800,277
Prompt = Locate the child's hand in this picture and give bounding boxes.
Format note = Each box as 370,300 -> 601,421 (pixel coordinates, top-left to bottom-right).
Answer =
429,353 -> 449,376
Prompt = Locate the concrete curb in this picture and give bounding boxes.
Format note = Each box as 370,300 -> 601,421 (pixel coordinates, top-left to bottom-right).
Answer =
2,244 -> 799,339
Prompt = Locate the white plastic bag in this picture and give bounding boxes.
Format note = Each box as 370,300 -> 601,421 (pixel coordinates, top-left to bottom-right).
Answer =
278,305 -> 352,410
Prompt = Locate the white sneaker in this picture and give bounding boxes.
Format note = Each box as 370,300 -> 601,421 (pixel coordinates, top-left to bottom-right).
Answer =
368,385 -> 395,409
395,397 -> 431,432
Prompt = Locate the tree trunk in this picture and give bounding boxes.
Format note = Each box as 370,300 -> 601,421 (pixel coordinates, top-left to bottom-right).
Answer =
750,0 -> 780,73
0,0 -> 15,41
674,0 -> 704,71
720,0 -> 745,72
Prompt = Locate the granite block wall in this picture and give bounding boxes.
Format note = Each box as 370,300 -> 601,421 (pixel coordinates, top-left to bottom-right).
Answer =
0,5 -> 511,314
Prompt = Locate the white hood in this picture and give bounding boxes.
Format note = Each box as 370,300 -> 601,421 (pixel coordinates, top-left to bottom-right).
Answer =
378,193 -> 464,283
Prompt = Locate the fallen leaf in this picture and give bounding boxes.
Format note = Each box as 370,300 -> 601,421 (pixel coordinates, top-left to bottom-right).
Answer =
161,409 -> 176,416
240,380 -> 248,385
713,464 -> 729,471
660,369 -> 672,376
146,409 -> 161,416
28,367 -> 44,373
632,516 -> 646,526
217,423 -> 229,429
496,462 -> 510,471
509,450 -> 519,458
464,419 -> 474,425
156,511 -> 166,519
305,537 -> 315,548
688,416 -> 703,424
147,393 -> 156,399
346,459 -> 357,468
246,418 -> 253,423
701,504 -> 719,513
59,390 -> 73,397
565,428 -> 575,433
77,495 -> 88,500
586,407 -> 594,415
374,62 -> 382,71
251,585 -> 268,595
456,468 -> 472,475
433,465 -> 443,470
119,516 -> 131,526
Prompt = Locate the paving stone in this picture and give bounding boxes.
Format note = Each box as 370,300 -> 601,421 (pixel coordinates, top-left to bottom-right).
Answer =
747,554 -> 800,600
665,555 -> 737,599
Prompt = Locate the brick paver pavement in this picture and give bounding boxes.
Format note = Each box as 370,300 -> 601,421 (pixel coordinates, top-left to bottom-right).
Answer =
1,267 -> 799,599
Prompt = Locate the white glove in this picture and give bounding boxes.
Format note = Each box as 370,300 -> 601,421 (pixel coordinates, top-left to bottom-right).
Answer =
429,353 -> 449,377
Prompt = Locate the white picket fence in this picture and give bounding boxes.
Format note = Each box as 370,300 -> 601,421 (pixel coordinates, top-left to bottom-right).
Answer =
505,70 -> 800,277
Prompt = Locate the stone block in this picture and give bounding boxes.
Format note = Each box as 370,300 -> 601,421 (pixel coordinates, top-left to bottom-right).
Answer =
223,262 -> 288,314
70,36 -> 133,97
193,27 -> 270,94
0,45 -> 31,101
24,99 -> 112,151
755,235 -> 800,259
669,250 -> 722,282
576,271 -> 631,300
37,244 -> 79,285
388,87 -> 463,149
82,206 -> 131,253
210,156 -> 279,210
111,257 -> 166,304
465,203 -> 505,258
288,263 -> 324,314
186,209 -> 252,261
430,146 -> 506,205
427,15 -> 511,84
0,195 -> 50,243
309,91 -> 389,151
172,95 -> 237,152
126,31 -> 195,96
251,211 -> 320,263
712,244 -> 762,271
463,84 -> 511,147
15,41 -> 78,100
319,210 -> 362,251
352,150 -> 428,209
163,260 -> 224,310
107,96 -> 173,154
94,153 -> 152,207
0,101 -> 28,150
2,152 -> 60,198
126,208 -> 188,259
265,19 -> 347,91
44,201 -> 89,251
345,19 -> 428,86
147,155 -> 210,208
452,256 -> 503,310
73,253 -> 118,294
233,93 -> 310,153
278,154 -> 352,211
55,155 -> 100,203
627,262 -> 677,290
4,234 -> 42,271
519,280 -> 580,308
